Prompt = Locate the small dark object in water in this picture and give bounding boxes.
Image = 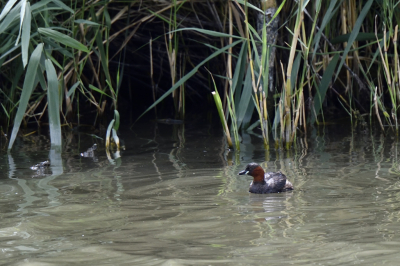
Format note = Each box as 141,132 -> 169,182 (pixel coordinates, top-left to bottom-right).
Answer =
238,162 -> 293,194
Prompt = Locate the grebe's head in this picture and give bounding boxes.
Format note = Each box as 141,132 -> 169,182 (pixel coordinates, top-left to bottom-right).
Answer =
238,163 -> 265,182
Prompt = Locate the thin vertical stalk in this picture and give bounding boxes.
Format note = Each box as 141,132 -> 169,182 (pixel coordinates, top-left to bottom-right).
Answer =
394,25 -> 399,132
284,0 -> 303,148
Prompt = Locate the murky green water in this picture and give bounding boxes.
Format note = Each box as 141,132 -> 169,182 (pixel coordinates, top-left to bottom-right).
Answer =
1,123 -> 400,265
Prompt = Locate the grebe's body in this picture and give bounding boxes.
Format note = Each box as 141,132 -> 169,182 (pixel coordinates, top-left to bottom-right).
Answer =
238,163 -> 293,194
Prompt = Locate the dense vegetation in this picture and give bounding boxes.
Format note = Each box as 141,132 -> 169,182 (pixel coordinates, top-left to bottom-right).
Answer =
0,0 -> 399,150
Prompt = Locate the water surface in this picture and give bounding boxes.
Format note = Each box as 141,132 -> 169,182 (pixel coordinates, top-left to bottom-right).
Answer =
1,123 -> 400,265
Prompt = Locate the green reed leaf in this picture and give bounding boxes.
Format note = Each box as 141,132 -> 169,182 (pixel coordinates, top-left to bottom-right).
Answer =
45,59 -> 62,147
38,28 -> 89,53
310,53 -> 340,125
8,43 -> 43,150
21,2 -> 30,68
311,0 -> 340,61
0,0 -> 18,22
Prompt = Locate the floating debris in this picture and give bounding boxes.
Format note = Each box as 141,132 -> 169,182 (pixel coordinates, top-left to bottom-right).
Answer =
30,160 -> 52,177
80,144 -> 98,162
30,160 -> 50,170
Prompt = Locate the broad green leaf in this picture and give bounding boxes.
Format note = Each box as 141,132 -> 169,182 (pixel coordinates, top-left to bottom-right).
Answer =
31,0 -> 75,14
90,7 -> 112,91
89,84 -> 112,98
247,22 -> 262,42
211,90 -> 232,148
40,26 -> 73,34
74,19 -> 100,26
309,53 -> 340,125
91,11 -> 111,83
0,2 -> 21,34
311,0 -> 340,61
173,28 -> 242,39
15,0 -> 26,46
67,81 -> 80,98
21,2 -> 30,68
8,43 -> 43,150
31,0 -> 52,11
331,32 -> 382,44
43,37 -> 74,58
267,0 -> 286,25
236,66 -> 253,130
235,0 -> 263,13
0,0 -> 18,22
246,120 -> 260,132
290,53 -> 301,94
261,17 -> 268,92
104,8 -> 111,29
233,42 -> 247,105
45,59 -> 62,147
38,28 -> 89,53
51,0 -> 74,13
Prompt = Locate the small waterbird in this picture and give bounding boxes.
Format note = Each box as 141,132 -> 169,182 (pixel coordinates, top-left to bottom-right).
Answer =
238,162 -> 293,194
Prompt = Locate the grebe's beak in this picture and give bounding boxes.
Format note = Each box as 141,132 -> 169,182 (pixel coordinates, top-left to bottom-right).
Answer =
238,170 -> 248,175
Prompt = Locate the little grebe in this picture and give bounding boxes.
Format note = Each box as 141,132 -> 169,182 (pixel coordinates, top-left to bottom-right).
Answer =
238,163 -> 293,194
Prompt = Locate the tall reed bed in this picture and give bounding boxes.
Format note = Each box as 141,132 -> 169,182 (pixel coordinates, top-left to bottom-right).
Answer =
1,0 -> 400,152
0,0 -> 149,150
208,0 -> 400,149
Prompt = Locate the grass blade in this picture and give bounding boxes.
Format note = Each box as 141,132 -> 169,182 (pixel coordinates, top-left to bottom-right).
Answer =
15,0 -> 26,46
8,43 -> 43,150
212,91 -> 233,149
173,27 -> 243,39
236,67 -> 254,129
0,2 -> 21,34
74,19 -> 100,26
89,84 -> 112,98
38,28 -> 89,53
51,0 -> 74,13
67,81 -> 80,98
310,53 -> 340,125
45,59 -> 62,147
21,2 -> 30,68
311,0 -> 340,61
0,0 -> 18,22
